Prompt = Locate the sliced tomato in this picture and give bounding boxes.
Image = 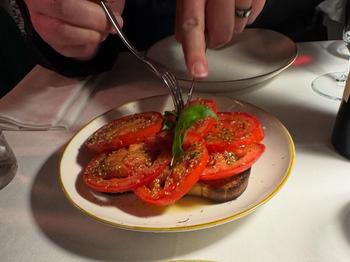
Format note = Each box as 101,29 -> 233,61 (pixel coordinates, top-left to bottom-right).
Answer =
85,112 -> 163,153
134,141 -> 209,206
184,99 -> 218,146
188,98 -> 218,114
200,143 -> 265,181
144,129 -> 174,149
205,112 -> 264,152
83,136 -> 171,193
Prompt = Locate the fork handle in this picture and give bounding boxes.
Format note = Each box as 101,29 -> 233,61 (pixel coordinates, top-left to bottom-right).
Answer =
99,1 -> 141,59
100,0 -> 168,79
100,0 -> 183,113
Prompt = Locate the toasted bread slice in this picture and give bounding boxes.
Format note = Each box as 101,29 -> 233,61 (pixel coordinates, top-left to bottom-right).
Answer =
187,168 -> 251,202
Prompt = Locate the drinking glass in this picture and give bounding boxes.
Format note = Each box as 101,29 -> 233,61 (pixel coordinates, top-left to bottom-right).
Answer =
0,131 -> 17,190
311,11 -> 350,101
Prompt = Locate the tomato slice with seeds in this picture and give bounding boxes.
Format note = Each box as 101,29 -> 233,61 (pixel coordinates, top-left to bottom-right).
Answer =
184,99 -> 218,146
83,136 -> 171,193
205,112 -> 264,152
134,141 -> 209,206
200,143 -> 265,181
85,112 -> 163,153
188,98 -> 218,114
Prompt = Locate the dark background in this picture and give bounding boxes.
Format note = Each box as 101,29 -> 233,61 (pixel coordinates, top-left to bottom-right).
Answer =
0,0 -> 329,98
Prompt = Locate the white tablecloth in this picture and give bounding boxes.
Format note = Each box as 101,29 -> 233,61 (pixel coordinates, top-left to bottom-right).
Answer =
1,40 -> 350,262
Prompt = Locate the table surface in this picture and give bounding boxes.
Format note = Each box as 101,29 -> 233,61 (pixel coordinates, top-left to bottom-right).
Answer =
1,40 -> 350,262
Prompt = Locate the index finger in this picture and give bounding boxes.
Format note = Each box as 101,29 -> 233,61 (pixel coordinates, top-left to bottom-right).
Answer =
175,0 -> 208,78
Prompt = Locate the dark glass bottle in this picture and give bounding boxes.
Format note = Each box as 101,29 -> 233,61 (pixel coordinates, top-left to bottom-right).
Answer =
331,76 -> 350,160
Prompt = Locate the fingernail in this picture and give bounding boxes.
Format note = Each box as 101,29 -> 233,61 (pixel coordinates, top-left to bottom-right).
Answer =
191,62 -> 208,78
109,15 -> 123,34
116,15 -> 124,27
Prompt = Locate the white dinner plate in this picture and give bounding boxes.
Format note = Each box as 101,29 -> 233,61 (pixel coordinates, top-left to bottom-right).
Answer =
146,29 -> 297,92
59,95 -> 295,232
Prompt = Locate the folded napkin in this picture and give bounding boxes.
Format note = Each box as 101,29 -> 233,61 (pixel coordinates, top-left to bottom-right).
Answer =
0,66 -> 95,130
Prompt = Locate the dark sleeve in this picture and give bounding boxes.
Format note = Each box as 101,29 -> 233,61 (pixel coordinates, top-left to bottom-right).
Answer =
251,0 -> 327,41
16,0 -> 120,77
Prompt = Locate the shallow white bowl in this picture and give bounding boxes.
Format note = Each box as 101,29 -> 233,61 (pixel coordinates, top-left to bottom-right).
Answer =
146,29 -> 297,92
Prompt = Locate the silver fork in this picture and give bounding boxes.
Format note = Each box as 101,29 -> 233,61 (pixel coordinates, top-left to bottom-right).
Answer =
100,0 -> 184,114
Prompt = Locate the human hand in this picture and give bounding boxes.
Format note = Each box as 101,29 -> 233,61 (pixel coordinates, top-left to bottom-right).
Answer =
175,0 -> 266,78
24,0 -> 125,60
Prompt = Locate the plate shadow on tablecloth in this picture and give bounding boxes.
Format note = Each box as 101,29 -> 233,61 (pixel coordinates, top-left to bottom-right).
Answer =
30,151 -> 257,262
340,202 -> 350,246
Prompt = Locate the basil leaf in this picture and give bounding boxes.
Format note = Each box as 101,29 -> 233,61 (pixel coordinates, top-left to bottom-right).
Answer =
172,104 -> 217,159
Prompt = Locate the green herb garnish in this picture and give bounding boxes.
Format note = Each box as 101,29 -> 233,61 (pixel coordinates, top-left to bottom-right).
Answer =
172,104 -> 217,160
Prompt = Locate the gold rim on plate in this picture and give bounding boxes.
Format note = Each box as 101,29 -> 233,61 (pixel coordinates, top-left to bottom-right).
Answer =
58,95 -> 295,232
